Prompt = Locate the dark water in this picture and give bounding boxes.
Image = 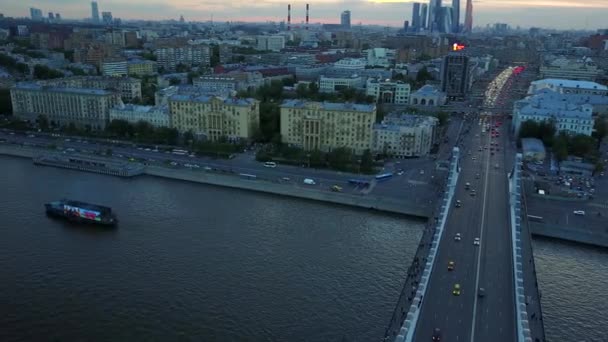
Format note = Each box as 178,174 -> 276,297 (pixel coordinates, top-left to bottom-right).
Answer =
0,156 -> 423,342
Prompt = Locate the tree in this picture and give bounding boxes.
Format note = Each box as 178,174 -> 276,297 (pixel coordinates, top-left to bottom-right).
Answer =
593,116 -> 607,148
258,101 -> 280,142
538,120 -> 556,146
552,133 -> 569,162
15,63 -> 29,74
282,77 -> 296,87
518,120 -> 539,139
328,147 -> 352,171
0,88 -> 12,115
569,134 -> 596,158
169,77 -> 181,86
36,114 -> 49,131
376,104 -> 386,123
33,64 -> 64,80
210,45 -> 220,67
175,63 -> 189,73
106,119 -> 134,138
436,111 -> 449,126
416,67 -> 433,84
296,83 -> 308,98
360,149 -> 374,173
309,149 -> 324,168
183,130 -> 195,146
308,82 -> 319,95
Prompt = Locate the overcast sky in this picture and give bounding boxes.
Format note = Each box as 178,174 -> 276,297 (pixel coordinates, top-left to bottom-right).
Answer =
5,0 -> 608,30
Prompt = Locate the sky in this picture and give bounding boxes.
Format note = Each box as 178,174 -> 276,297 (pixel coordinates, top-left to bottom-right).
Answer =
5,0 -> 608,30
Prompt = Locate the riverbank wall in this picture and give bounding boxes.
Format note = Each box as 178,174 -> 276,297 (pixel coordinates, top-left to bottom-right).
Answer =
528,222 -> 608,248
0,144 -> 431,218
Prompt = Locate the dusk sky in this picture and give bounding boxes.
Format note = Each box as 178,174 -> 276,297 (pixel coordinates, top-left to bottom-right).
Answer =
5,0 -> 608,30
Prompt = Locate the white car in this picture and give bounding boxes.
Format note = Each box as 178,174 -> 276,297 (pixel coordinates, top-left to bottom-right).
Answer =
264,161 -> 277,168
454,233 -> 462,241
303,178 -> 316,185
473,238 -> 480,246
573,210 -> 586,216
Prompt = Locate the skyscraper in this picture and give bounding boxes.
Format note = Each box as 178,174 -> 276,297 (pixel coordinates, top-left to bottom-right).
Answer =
420,4 -> 428,29
441,53 -> 470,101
341,10 -> 351,29
30,7 -> 43,21
91,1 -> 100,23
102,11 -> 113,24
411,3 -> 421,32
463,0 -> 473,33
452,0 -> 460,33
428,0 -> 442,32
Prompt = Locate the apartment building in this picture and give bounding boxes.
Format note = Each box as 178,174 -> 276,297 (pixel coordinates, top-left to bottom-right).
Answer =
372,114 -> 438,158
10,82 -> 121,130
256,35 -> 285,52
280,100 -> 377,155
366,79 -> 411,105
127,60 -> 157,76
319,75 -> 365,93
169,94 -> 259,141
101,59 -> 128,76
109,104 -> 169,128
154,44 -> 211,71
42,76 -> 142,102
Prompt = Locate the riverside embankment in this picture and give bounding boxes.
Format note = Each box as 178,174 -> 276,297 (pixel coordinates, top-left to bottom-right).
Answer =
0,144 -> 432,218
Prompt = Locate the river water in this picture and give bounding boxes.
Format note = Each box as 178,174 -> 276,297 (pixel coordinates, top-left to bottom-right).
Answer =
0,156 -> 606,341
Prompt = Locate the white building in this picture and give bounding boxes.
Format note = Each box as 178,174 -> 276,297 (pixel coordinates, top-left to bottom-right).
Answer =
256,35 -> 285,52
513,90 -> 594,137
528,79 -> 608,96
109,104 -> 170,128
373,114 -> 438,158
319,75 -> 365,93
410,85 -> 447,106
366,79 -> 411,105
101,59 -> 128,76
154,45 -> 211,71
366,48 -> 396,68
333,58 -> 366,70
539,56 -> 602,81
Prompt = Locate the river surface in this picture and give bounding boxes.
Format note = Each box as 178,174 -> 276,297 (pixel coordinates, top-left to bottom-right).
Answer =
0,156 -> 607,341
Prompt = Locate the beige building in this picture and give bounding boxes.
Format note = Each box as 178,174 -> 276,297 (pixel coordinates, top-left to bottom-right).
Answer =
11,82 -> 122,130
372,114 -> 438,158
280,100 -> 377,155
127,60 -> 157,76
42,76 -> 142,102
169,95 -> 259,141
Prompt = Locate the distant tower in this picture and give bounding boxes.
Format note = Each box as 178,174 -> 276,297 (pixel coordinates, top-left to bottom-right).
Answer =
179,15 -> 185,23
463,0 -> 473,33
411,3 -> 421,32
452,0 -> 460,33
91,1 -> 100,23
403,20 -> 409,32
341,10 -> 351,29
420,3 -> 428,29
305,4 -> 309,30
287,4 -> 291,31
48,12 -> 55,20
55,13 -> 61,21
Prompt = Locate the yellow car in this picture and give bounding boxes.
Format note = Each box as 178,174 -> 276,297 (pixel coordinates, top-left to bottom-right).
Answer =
448,261 -> 455,271
453,283 -> 461,296
331,185 -> 343,192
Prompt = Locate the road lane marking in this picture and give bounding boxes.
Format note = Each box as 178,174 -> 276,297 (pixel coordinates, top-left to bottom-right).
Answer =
469,118 -> 492,342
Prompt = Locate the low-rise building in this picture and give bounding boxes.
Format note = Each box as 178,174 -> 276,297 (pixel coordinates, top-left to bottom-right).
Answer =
10,82 -> 122,130
280,100 -> 376,155
366,79 -> 411,105
372,113 -> 438,158
513,90 -> 594,136
169,94 -> 259,141
410,85 -> 447,106
127,60 -> 157,76
366,48 -> 396,67
101,59 -> 128,76
319,75 -> 365,93
109,104 -> 169,127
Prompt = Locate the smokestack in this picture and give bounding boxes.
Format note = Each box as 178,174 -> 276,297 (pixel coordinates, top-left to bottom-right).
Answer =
287,4 -> 291,31
306,3 -> 309,30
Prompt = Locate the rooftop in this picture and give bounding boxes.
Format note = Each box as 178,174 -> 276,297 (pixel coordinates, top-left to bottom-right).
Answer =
14,82 -> 113,95
169,94 -> 256,106
375,113 -> 438,130
412,84 -> 444,96
531,78 -> 607,91
281,99 -> 375,112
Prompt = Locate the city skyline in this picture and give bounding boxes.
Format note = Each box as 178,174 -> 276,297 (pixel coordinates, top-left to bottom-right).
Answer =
5,0 -> 608,30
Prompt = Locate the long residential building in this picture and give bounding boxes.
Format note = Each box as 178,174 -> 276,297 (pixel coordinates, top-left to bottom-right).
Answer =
169,94 -> 259,141
109,104 -> 169,128
366,79 -> 411,105
154,45 -> 211,71
280,100 -> 377,155
372,113 -> 438,158
127,60 -> 157,76
40,76 -> 142,102
539,57 -> 602,81
10,82 -> 122,130
512,89 -> 594,136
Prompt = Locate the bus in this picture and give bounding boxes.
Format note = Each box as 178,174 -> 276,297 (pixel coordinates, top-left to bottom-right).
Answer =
348,179 -> 371,187
172,149 -> 188,155
375,173 -> 393,181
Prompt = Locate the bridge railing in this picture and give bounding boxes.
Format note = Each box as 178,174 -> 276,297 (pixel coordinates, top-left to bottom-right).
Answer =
390,147 -> 461,342
509,153 -> 533,342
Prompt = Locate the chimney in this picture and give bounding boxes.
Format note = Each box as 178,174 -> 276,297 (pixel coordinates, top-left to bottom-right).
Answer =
306,4 -> 309,30
287,4 -> 291,31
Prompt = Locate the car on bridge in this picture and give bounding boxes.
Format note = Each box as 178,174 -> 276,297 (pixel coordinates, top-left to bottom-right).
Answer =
474,237 -> 480,246
454,233 -> 461,241
453,283 -> 461,296
432,328 -> 442,341
448,261 -> 455,271
455,200 -> 462,208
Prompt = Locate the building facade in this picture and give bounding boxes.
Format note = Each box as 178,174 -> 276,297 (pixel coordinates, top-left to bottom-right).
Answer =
256,35 -> 285,52
109,104 -> 169,128
319,75 -> 365,93
42,76 -> 142,102
410,85 -> 447,106
539,57 -> 602,81
280,100 -> 376,155
366,79 -> 411,105
154,45 -> 211,71
101,59 -> 128,76
169,95 -> 259,141
372,114 -> 438,158
127,60 -> 157,76
11,82 -> 121,130
441,53 -> 471,101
